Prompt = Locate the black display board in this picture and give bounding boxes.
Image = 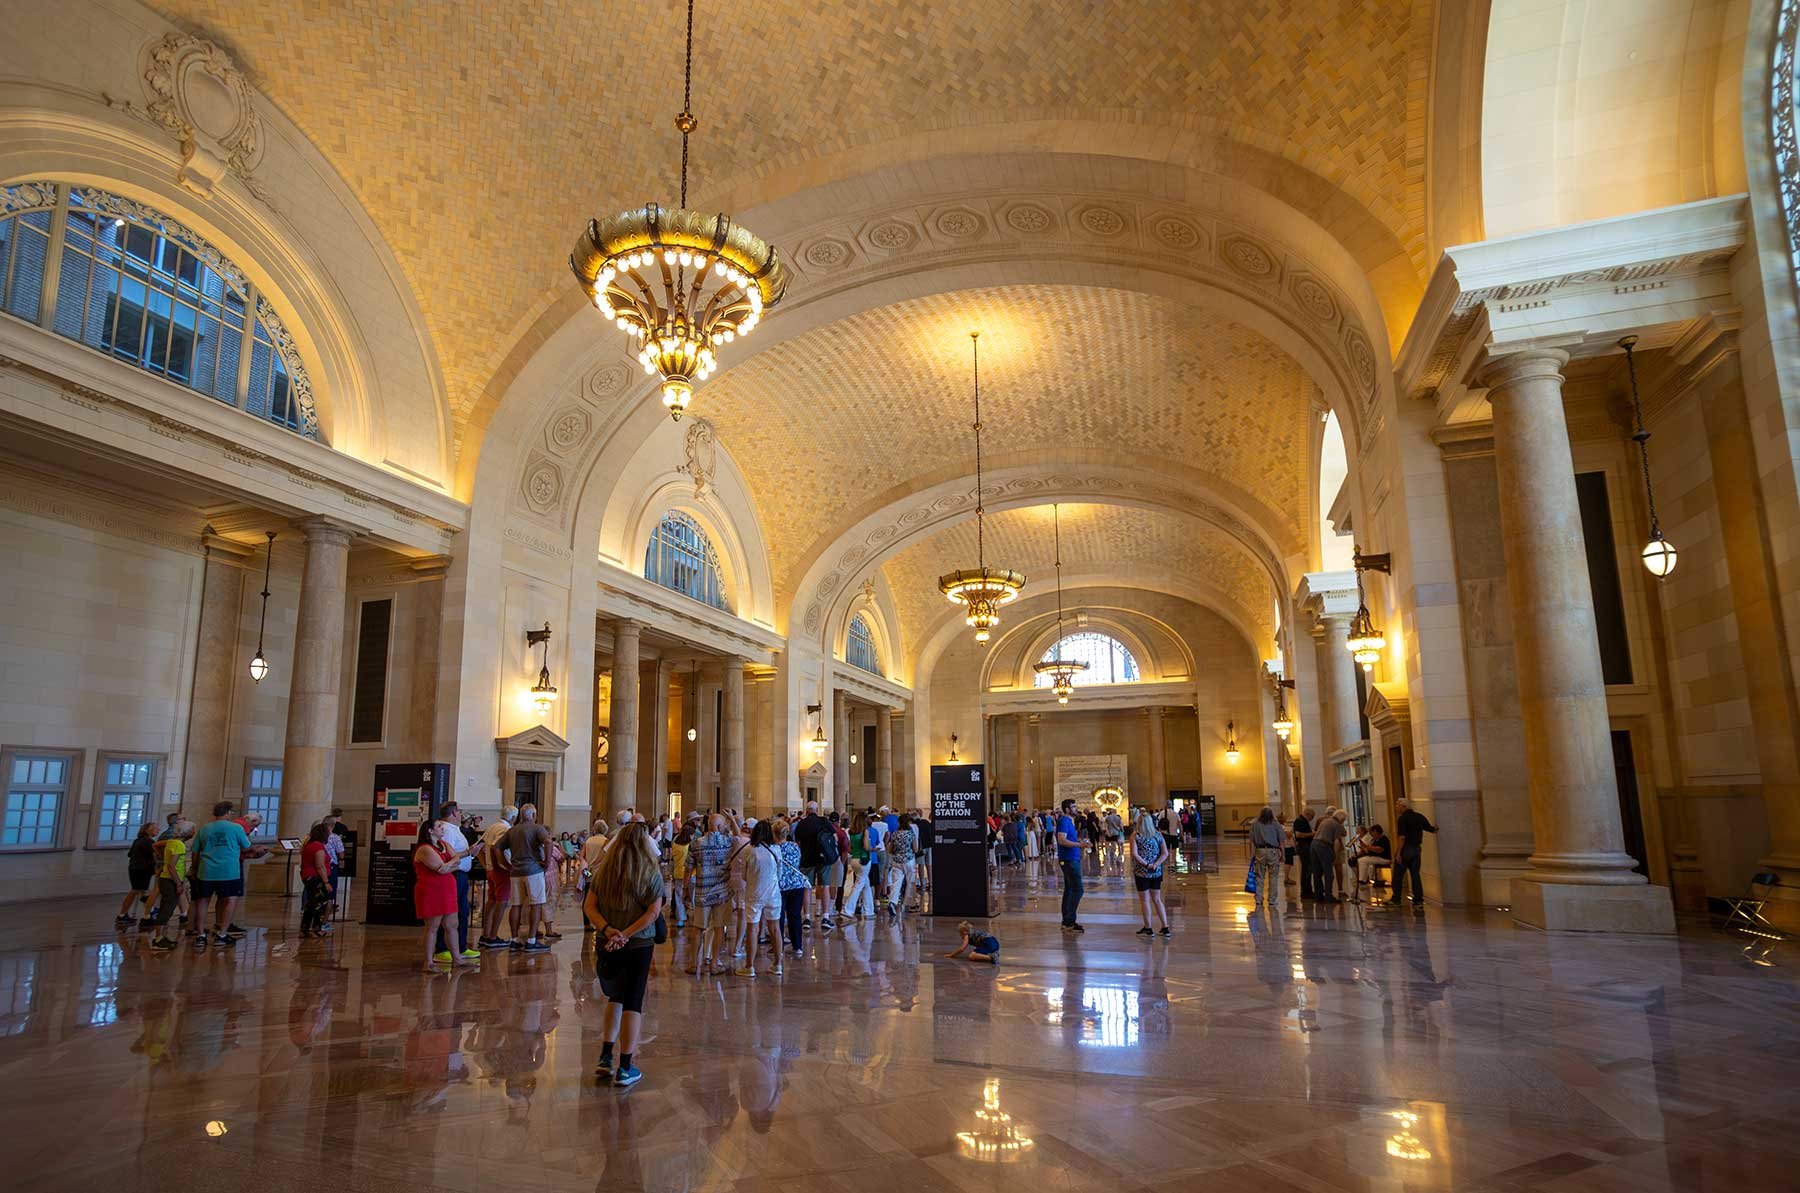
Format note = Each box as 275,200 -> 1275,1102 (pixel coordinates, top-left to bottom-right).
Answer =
1198,795 -> 1217,836
365,762 -> 452,926
930,763 -> 997,919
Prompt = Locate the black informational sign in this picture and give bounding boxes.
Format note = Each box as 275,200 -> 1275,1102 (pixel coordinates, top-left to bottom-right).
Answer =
930,763 -> 996,919
365,762 -> 452,926
1198,795 -> 1217,836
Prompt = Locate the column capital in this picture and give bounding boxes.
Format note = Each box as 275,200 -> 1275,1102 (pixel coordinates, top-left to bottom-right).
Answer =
1476,346 -> 1569,392
613,616 -> 641,633
295,515 -> 355,548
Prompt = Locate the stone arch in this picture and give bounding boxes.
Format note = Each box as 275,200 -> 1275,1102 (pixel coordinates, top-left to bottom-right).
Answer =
0,88 -> 452,490
836,583 -> 902,684
464,147 -> 1404,505
1003,615 -> 1173,691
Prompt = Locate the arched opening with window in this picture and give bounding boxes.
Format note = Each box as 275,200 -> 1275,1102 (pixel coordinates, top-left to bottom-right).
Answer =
0,181 -> 317,436
1033,631 -> 1141,687
846,613 -> 881,674
643,509 -> 730,610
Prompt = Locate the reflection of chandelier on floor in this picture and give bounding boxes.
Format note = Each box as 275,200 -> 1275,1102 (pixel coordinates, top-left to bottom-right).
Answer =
568,0 -> 788,421
955,1077 -> 1034,1163
1032,504 -> 1086,703
938,332 -> 1023,643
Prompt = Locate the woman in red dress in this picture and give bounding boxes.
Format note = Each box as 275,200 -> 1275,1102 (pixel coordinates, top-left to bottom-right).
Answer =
413,818 -> 468,973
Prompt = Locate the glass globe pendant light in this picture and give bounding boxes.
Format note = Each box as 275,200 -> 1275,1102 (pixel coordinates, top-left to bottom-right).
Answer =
1619,336 -> 1678,577
248,530 -> 275,683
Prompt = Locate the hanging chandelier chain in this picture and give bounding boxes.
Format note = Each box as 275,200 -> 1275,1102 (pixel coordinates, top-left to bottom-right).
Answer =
971,332 -> 985,568
255,530 -> 275,644
678,0 -> 696,208
1620,337 -> 1660,531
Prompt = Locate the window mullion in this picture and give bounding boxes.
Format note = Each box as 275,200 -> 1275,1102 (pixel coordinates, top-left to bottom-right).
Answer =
236,282 -> 256,409
35,184 -> 70,330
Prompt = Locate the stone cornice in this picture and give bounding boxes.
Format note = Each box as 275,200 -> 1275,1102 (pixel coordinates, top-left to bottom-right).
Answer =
1295,570 -> 1359,618
828,663 -> 912,709
596,566 -> 784,663
1394,196 -> 1749,411
0,316 -> 466,551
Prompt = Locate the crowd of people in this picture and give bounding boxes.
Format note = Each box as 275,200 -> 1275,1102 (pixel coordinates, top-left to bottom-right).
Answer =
1246,798 -> 1436,908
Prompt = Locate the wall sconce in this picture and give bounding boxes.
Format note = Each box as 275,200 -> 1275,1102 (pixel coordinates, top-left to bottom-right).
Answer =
1619,336 -> 1677,577
806,702 -> 827,758
248,530 -> 276,683
1225,719 -> 1241,765
1271,677 -> 1295,741
1347,546 -> 1391,672
947,732 -> 960,763
526,622 -> 558,719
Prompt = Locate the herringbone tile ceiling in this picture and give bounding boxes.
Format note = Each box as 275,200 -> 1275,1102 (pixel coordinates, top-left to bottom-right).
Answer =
151,0 -> 1425,429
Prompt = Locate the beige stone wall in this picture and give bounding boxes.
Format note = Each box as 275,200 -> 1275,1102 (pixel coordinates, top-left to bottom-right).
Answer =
0,478 -> 297,901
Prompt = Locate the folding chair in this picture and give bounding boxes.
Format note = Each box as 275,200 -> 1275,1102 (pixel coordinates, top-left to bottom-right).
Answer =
1722,871 -> 1782,936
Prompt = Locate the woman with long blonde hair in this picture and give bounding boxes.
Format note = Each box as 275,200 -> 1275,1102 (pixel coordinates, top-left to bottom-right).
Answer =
584,820 -> 664,1087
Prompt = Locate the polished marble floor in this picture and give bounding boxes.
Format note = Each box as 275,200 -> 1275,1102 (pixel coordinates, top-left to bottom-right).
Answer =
0,846 -> 1795,1192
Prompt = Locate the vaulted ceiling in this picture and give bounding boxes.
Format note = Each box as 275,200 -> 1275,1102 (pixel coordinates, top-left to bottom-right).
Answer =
151,0 -> 1430,427
696,284 -> 1316,600
878,502 -> 1276,655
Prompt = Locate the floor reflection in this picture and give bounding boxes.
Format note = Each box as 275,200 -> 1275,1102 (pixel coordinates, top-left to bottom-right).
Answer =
0,847 -> 1795,1191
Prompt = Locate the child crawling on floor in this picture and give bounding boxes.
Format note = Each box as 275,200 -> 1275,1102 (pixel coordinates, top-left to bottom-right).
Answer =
945,920 -> 1000,964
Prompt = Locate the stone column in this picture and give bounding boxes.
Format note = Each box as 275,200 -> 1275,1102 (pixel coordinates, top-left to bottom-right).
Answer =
891,707 -> 909,811
1317,615 -> 1360,753
832,690 -> 850,809
875,707 -> 894,809
1145,705 -> 1167,809
637,658 -> 673,815
722,654 -> 746,813
1014,712 -> 1033,807
1481,348 -> 1673,932
606,619 -> 641,819
179,534 -> 251,821
679,666 -> 700,818
1702,362 -> 1800,928
277,517 -> 353,837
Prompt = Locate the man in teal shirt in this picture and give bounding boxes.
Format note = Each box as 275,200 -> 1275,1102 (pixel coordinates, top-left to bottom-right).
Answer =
191,801 -> 255,950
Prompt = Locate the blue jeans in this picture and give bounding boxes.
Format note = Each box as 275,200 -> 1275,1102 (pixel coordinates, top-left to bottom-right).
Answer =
1059,858 -> 1083,925
1396,845 -> 1424,904
435,870 -> 471,952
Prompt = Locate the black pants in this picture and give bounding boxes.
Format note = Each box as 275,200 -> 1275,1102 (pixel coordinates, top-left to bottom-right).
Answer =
1298,840 -> 1317,898
1060,858 -> 1084,925
1396,846 -> 1424,904
1312,841 -> 1337,900
436,870 -> 471,953
300,875 -> 331,934
781,888 -> 805,951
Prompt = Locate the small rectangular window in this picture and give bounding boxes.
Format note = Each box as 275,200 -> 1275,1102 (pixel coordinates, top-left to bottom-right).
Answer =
350,599 -> 393,744
96,754 -> 156,845
3,752 -> 72,849
244,762 -> 282,840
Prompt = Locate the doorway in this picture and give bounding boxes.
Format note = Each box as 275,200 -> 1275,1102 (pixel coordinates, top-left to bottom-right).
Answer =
514,769 -> 544,819
1610,731 -> 1649,876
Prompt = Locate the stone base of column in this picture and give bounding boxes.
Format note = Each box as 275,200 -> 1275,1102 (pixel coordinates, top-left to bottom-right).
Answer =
1509,877 -> 1675,933
1476,853 -> 1532,906
1666,853 -> 1709,914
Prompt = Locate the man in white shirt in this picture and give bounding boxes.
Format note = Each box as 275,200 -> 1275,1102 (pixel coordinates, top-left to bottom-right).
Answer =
478,806 -> 519,949
434,802 -> 480,963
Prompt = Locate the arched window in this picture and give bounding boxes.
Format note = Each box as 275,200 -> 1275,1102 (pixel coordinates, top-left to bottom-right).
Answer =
644,510 -> 728,610
0,181 -> 317,437
1775,0 -> 1800,273
1034,632 -> 1140,687
846,614 -> 881,674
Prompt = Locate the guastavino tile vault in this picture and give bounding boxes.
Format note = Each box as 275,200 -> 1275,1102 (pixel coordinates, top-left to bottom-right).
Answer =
1,0 -> 1799,1186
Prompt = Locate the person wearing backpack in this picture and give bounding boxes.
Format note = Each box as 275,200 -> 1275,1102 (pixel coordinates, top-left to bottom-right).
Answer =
793,800 -> 839,933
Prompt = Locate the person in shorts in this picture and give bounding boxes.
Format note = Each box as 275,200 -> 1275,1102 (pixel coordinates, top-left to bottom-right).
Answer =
478,805 -> 518,948
946,920 -> 999,964
116,822 -> 158,927
190,801 -> 254,949
737,820 -> 784,977
502,803 -> 553,952
792,800 -> 837,932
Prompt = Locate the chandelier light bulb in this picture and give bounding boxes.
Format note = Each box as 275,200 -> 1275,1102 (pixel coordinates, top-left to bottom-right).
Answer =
686,726 -> 698,742
248,649 -> 269,684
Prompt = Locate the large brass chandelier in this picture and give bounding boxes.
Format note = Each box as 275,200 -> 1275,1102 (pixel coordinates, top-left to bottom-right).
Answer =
568,0 -> 788,421
938,332 -> 1024,643
1032,504 -> 1086,703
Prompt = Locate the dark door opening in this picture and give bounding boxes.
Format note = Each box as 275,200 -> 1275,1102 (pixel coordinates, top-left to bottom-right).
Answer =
1611,730 -> 1649,876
